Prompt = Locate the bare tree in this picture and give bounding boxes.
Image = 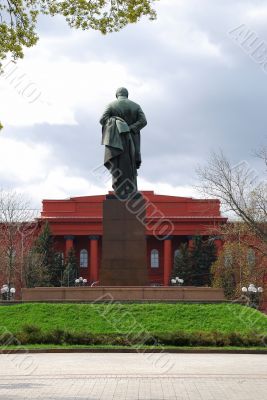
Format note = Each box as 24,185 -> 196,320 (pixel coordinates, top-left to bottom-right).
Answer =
0,190 -> 39,291
255,147 -> 267,169
196,150 -> 267,246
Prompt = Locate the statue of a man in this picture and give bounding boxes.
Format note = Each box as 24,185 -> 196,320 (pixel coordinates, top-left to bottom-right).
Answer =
100,87 -> 147,198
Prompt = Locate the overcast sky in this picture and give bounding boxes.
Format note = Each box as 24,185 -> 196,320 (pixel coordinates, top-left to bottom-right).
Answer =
1,0 -> 267,209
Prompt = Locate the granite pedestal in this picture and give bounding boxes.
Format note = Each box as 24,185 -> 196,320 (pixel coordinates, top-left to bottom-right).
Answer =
100,195 -> 148,286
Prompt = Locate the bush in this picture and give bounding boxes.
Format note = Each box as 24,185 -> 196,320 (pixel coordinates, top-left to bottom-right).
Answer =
64,331 -> 95,345
191,331 -> 216,346
1,327 -> 265,347
0,331 -> 19,346
17,324 -> 43,344
44,329 -> 65,345
156,331 -> 192,346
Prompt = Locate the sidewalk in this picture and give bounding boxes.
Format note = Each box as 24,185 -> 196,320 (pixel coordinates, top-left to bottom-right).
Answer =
0,353 -> 266,399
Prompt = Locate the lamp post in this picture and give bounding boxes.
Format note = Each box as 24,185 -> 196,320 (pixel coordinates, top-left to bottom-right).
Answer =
0,284 -> 16,301
75,277 -> 87,287
241,284 -> 263,309
171,277 -> 184,286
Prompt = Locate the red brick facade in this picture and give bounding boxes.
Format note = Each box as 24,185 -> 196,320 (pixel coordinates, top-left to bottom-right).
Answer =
41,191 -> 227,286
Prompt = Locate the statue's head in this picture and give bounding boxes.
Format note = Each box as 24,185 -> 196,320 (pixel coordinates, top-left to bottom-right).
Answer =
116,87 -> 129,98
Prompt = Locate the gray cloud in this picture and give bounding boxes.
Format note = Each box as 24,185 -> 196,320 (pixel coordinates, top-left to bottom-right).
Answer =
3,0 -> 267,194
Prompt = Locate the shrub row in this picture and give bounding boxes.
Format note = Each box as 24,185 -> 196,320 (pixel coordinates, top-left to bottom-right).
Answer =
0,324 -> 265,347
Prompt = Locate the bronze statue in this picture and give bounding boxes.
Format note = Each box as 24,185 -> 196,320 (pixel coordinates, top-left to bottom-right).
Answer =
100,88 -> 147,198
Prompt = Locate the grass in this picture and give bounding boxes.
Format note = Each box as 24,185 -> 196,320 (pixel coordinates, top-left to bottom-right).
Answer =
0,303 -> 266,347
0,302 -> 266,335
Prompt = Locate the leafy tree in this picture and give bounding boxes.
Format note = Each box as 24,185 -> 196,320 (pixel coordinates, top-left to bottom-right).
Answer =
33,221 -> 53,284
0,0 -> 157,66
172,243 -> 192,285
172,236 -> 217,286
24,248 -> 49,287
190,236 -> 202,285
62,247 -> 78,287
211,223 -> 266,299
53,251 -> 65,286
32,221 -> 63,286
211,245 -> 237,299
191,236 -> 217,286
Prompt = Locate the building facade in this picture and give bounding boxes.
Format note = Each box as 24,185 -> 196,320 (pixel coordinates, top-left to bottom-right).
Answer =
41,191 -> 227,286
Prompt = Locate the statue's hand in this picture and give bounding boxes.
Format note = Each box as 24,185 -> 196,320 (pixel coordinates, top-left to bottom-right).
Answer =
136,161 -> 141,169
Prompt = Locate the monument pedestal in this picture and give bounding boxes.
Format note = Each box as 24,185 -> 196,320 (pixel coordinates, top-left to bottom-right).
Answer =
100,196 -> 148,286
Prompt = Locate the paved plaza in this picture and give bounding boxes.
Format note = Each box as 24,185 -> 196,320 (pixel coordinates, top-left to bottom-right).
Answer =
0,353 -> 266,399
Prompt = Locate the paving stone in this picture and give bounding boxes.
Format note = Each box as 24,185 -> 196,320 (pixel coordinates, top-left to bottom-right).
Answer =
0,354 -> 266,399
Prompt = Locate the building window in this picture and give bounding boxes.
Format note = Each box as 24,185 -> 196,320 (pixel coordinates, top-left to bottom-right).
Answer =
151,249 -> 159,268
80,249 -> 88,268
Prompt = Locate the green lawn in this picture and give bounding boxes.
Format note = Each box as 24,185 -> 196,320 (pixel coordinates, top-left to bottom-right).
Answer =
0,302 -> 266,335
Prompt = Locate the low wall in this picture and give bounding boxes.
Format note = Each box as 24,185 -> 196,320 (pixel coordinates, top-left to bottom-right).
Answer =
21,286 -> 226,302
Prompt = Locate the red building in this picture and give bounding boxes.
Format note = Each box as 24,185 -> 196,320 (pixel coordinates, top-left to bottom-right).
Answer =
41,191 -> 227,286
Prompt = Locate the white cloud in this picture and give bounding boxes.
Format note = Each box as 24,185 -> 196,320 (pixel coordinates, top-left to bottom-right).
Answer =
0,44 -> 160,127
20,170 -> 200,208
158,24 -> 222,59
155,0 -> 223,60
0,135 -> 108,205
139,177 -> 199,198
246,6 -> 267,21
0,138 -> 200,206
19,166 -> 108,206
0,136 -> 50,183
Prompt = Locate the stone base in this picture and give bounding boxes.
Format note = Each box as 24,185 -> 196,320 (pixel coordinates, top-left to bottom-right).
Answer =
99,196 -> 148,286
21,287 -> 226,302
